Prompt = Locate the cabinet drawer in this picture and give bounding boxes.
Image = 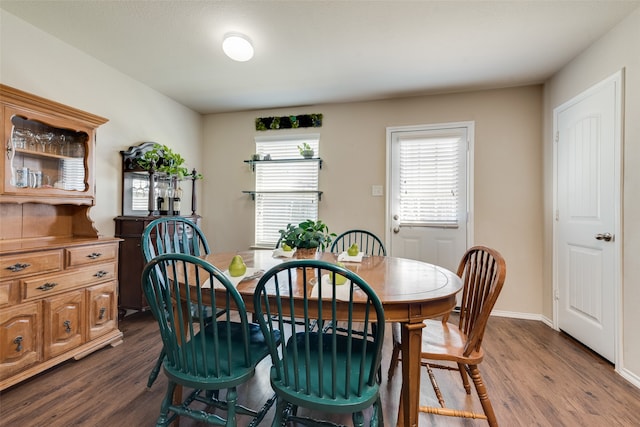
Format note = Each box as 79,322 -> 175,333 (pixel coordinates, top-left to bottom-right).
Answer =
0,250 -> 63,280
22,263 -> 116,301
66,244 -> 117,268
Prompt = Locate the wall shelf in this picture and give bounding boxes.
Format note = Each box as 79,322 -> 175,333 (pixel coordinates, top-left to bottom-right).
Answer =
242,190 -> 323,201
244,157 -> 323,171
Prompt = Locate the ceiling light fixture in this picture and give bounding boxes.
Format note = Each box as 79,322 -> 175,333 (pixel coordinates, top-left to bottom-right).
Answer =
222,33 -> 254,62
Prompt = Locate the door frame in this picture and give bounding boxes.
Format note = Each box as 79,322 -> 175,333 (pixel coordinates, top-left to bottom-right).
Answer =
385,121 -> 475,257
552,70 -> 623,368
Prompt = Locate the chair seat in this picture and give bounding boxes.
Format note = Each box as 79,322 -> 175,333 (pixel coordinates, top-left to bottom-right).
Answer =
422,319 -> 484,365
164,322 -> 280,390
271,332 -> 380,413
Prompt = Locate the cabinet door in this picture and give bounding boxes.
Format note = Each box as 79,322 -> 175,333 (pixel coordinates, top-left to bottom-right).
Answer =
86,281 -> 117,340
43,290 -> 84,359
2,105 -> 95,201
0,302 -> 42,380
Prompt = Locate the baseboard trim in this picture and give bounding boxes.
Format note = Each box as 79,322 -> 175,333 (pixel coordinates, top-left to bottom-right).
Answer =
618,367 -> 640,389
491,309 -> 547,322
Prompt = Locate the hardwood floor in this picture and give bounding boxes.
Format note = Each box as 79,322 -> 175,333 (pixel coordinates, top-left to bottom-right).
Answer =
1,311 -> 639,426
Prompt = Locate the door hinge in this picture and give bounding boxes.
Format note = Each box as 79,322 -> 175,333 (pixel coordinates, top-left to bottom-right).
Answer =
554,289 -> 559,300
555,131 -> 559,143
555,209 -> 559,221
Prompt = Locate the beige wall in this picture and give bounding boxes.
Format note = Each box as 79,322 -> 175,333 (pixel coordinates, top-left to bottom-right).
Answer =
0,10 -> 203,236
4,2 -> 637,384
203,86 -> 544,315
543,8 -> 640,382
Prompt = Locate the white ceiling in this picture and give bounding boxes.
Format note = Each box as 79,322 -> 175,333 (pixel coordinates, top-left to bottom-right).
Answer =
2,1 -> 638,114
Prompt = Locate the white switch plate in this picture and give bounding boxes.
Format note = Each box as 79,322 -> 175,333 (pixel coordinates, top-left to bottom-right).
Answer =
372,185 -> 383,196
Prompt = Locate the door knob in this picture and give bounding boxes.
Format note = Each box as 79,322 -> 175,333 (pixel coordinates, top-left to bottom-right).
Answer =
595,233 -> 613,242
393,227 -> 400,234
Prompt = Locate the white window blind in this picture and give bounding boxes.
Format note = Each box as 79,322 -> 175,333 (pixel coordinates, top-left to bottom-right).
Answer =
399,136 -> 461,227
254,135 -> 320,247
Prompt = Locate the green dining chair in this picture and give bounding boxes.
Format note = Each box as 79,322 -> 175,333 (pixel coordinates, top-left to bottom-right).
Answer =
142,253 -> 280,427
141,216 -> 219,389
326,230 -> 386,346
253,259 -> 385,427
330,229 -> 387,257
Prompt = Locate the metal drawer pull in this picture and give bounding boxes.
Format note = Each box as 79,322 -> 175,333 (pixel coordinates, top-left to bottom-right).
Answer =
63,320 -> 72,333
13,336 -> 23,352
7,262 -> 31,272
99,307 -> 107,320
36,282 -> 58,291
86,252 -> 102,259
94,270 -> 108,278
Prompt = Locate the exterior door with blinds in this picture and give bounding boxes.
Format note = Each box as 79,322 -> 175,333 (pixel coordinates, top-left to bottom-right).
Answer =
387,123 -> 471,273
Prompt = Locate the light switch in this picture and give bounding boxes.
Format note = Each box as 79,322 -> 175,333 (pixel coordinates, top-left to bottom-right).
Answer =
372,185 -> 383,196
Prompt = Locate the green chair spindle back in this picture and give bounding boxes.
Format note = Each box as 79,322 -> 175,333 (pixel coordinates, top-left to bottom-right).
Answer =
253,259 -> 385,426
142,217 -> 210,262
142,253 -> 278,426
330,229 -> 386,256
141,216 -> 213,389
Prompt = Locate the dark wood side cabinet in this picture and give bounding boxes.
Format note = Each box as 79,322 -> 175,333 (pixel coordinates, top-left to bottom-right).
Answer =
114,215 -> 201,313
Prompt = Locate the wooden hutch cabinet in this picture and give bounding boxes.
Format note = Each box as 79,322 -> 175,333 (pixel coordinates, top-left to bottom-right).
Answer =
0,84 -> 123,390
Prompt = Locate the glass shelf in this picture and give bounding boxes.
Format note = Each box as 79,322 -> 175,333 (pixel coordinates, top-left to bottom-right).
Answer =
244,157 -> 323,171
242,190 -> 323,201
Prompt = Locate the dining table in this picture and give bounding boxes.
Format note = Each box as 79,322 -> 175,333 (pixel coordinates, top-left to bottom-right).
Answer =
195,249 -> 462,427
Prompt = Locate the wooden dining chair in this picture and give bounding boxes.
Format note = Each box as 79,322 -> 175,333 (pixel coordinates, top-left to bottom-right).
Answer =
253,259 -> 386,427
141,216 -> 218,389
141,253 -> 279,427
387,246 -> 506,426
330,229 -> 387,256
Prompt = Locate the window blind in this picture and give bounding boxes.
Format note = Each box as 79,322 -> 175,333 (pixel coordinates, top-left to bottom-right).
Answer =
398,136 -> 460,227
254,136 -> 319,247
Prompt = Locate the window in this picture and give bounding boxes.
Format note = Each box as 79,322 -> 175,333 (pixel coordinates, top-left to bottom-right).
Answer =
254,135 -> 320,247
398,133 -> 463,227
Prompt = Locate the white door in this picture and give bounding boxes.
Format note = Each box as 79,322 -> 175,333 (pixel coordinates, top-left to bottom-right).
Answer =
554,71 -> 622,363
386,123 -> 472,273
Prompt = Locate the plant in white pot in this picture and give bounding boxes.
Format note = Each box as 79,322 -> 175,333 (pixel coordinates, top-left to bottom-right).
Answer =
278,219 -> 336,258
297,142 -> 315,159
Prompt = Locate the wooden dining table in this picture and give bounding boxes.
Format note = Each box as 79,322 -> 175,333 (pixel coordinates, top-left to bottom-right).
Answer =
197,249 -> 462,427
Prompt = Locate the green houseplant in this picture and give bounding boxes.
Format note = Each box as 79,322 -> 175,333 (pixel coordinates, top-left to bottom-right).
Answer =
297,142 -> 315,159
135,144 -> 191,178
278,219 -> 336,257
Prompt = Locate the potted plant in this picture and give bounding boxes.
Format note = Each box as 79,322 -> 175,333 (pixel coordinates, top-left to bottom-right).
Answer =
136,143 -> 191,178
278,219 -> 336,258
134,143 -> 201,215
298,142 -> 315,159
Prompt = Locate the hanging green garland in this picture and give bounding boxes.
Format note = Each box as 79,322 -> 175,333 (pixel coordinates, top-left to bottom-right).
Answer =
255,113 -> 322,131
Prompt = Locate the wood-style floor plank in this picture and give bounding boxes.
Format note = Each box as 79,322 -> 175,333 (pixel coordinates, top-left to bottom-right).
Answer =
1,312 -> 639,426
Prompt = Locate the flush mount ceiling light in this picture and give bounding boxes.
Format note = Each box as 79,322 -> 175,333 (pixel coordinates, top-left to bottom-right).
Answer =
222,33 -> 254,62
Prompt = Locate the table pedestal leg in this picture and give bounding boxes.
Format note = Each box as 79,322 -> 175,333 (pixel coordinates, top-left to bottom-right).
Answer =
396,321 -> 426,427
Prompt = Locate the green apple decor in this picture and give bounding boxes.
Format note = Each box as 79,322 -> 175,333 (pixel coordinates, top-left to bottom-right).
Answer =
329,262 -> 348,285
347,243 -> 359,256
228,255 -> 247,277
282,243 -> 293,252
